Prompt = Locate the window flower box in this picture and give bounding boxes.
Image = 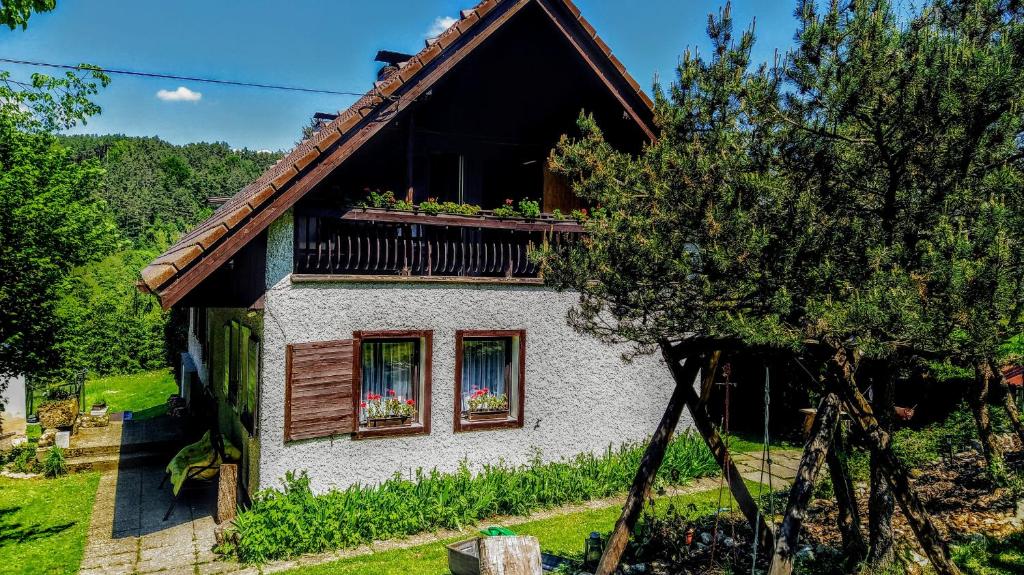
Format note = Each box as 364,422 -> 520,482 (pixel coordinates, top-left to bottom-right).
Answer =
361,391 -> 416,429
366,415 -> 412,428
467,408 -> 510,422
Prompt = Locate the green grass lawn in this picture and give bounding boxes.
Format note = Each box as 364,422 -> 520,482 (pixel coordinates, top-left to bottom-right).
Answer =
280,481 -> 761,575
0,473 -> 101,575
85,368 -> 177,420
952,532 -> 1024,575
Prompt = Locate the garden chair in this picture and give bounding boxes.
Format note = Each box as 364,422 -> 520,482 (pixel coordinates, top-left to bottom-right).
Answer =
158,427 -> 231,521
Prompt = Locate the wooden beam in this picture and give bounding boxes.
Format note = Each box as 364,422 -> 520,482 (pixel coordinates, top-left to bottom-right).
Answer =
594,350 -> 704,575
827,347 -> 962,575
291,274 -> 545,286
768,393 -> 840,575
826,421 -> 868,563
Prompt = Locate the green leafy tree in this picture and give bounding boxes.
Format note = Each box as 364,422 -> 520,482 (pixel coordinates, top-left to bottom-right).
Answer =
0,0 -> 54,30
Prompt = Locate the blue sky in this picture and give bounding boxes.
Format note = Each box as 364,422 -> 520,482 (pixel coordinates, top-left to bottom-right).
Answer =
0,1 -> 799,151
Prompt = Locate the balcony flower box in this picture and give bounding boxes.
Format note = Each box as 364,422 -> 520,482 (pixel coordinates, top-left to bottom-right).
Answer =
466,389 -> 509,422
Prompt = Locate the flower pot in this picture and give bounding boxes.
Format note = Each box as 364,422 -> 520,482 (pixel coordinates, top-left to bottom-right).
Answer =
468,409 -> 509,422
366,416 -> 411,428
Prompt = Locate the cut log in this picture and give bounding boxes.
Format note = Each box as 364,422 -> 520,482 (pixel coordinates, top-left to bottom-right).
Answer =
768,393 -> 841,575
827,347 -> 962,575
666,343 -> 775,550
826,421 -> 868,563
594,350 -> 706,575
478,536 -> 543,575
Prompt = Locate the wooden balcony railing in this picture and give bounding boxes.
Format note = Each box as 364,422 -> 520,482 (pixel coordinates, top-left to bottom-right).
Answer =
294,209 -> 582,279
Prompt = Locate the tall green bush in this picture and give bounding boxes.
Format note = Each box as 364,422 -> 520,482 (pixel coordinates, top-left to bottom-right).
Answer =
225,432 -> 717,564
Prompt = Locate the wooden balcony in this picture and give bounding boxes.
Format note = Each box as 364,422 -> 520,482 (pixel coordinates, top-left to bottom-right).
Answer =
293,208 -> 583,280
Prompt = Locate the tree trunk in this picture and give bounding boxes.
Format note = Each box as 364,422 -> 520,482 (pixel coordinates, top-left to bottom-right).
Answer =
768,393 -> 841,575
664,342 -> 776,551
826,346 -> 962,575
993,362 -> 1024,448
594,351 -> 706,575
971,363 -> 1004,475
827,420 -> 868,564
869,370 -> 895,568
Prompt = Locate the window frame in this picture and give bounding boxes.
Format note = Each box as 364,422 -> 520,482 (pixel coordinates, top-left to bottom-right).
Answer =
353,330 -> 433,440
453,330 -> 526,433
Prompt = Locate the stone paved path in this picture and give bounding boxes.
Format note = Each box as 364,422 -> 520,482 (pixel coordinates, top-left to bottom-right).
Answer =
80,464 -> 248,575
732,448 -> 803,490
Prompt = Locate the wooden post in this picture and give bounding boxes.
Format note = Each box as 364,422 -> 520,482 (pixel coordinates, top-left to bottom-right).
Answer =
826,421 -> 868,563
994,363 -> 1024,447
768,393 -> 841,575
593,350 -> 705,575
827,348 -> 962,575
667,344 -> 776,550
216,463 -> 238,524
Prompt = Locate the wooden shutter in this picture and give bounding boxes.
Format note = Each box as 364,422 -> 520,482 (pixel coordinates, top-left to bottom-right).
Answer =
285,340 -> 357,442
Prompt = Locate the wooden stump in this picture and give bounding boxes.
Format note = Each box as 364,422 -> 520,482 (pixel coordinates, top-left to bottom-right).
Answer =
477,536 -> 542,575
216,463 -> 237,524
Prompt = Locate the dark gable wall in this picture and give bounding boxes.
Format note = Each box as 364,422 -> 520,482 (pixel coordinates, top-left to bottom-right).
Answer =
301,1 -> 650,211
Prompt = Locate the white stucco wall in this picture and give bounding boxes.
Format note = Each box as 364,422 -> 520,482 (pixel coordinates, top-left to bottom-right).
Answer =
259,210 -> 691,493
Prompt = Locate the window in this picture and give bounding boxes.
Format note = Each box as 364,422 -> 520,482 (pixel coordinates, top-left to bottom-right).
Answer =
454,330 -> 525,432
354,330 -> 432,439
190,307 -> 208,363
223,320 -> 260,436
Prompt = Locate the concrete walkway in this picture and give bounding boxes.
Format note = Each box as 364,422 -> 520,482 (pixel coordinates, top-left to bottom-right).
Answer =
79,464 -> 248,575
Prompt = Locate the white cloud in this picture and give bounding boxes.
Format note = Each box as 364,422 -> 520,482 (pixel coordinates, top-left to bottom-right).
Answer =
427,16 -> 457,38
156,86 -> 202,102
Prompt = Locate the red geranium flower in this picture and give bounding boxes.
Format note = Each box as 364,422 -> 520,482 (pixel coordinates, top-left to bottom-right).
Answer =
360,401 -> 367,408
406,399 -> 415,405
505,198 -> 513,205
388,389 -> 396,396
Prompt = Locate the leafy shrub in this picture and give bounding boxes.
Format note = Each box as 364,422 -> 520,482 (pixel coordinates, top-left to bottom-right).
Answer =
419,198 -> 442,215
492,199 -> 519,218
43,447 -> 68,477
518,198 -> 541,219
7,445 -> 39,473
438,201 -> 481,216
225,432 -> 717,564
366,190 -> 396,208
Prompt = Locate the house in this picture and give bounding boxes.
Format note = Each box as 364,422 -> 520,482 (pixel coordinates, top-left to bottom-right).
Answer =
140,0 -> 681,496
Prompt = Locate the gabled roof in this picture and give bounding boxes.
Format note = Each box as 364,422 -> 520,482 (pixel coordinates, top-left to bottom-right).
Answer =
140,0 -> 656,308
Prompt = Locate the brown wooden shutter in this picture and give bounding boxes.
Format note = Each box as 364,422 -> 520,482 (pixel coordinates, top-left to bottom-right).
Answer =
284,340 -> 357,441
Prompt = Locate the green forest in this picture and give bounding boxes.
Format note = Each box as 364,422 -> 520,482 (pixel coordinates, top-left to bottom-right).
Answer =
22,134 -> 279,379
59,135 -> 282,376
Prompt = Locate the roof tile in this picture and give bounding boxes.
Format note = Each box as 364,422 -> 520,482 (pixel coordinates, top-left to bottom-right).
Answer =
152,244 -> 202,268
593,34 -> 612,56
193,224 -> 228,250
223,205 -> 253,229
247,185 -> 276,210
339,112 -> 361,134
141,264 -> 178,291
294,147 -> 320,172
456,11 -> 479,33
562,0 -> 582,18
578,15 -> 596,38
271,165 -> 298,190
398,57 -> 424,83
314,128 -> 341,152
474,0 -> 497,18
419,42 -> 443,66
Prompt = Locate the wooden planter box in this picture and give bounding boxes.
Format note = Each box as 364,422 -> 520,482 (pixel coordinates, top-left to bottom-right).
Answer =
366,416 -> 411,428
468,409 -> 509,422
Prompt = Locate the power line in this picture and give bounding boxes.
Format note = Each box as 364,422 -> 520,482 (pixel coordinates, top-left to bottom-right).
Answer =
0,57 -> 368,97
